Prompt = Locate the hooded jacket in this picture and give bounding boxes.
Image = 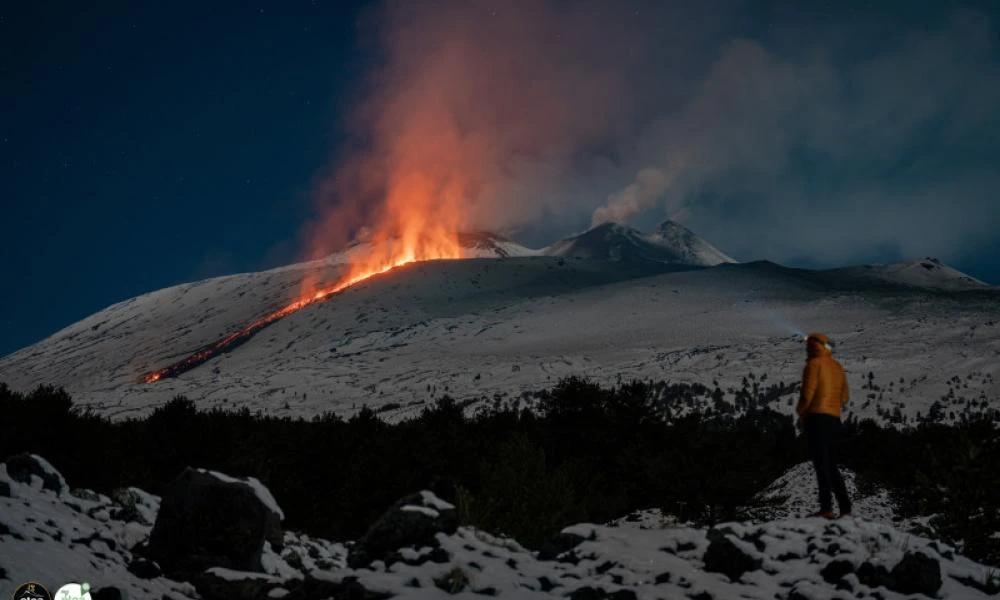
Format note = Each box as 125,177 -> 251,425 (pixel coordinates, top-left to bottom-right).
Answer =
797,333 -> 849,419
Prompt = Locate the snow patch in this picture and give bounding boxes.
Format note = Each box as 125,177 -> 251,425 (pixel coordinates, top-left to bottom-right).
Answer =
401,504 -> 440,518
197,469 -> 284,519
420,490 -> 455,511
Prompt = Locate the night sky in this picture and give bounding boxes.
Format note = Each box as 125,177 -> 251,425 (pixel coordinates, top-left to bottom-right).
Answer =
3,1 -> 999,357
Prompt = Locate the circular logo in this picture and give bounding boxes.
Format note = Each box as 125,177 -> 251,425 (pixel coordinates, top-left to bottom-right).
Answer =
11,582 -> 52,600
52,584 -> 90,600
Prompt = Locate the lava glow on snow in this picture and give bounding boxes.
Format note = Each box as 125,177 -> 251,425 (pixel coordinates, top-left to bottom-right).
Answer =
140,229 -> 465,383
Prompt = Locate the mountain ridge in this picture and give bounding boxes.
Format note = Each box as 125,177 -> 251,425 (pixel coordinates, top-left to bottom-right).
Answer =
0,220 -> 996,422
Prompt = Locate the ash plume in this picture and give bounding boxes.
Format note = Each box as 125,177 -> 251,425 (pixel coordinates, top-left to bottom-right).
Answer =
306,1 -> 1000,269
304,0 -> 730,256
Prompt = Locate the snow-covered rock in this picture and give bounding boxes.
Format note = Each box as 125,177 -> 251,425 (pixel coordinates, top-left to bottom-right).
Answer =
347,491 -> 459,569
0,459 -> 197,599
146,467 -> 284,576
2,458 -> 999,599
3,453 -> 68,496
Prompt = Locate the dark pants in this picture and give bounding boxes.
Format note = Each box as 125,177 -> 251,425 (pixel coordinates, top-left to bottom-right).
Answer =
805,413 -> 851,514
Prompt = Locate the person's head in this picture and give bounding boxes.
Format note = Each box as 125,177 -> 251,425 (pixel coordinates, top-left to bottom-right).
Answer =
806,332 -> 833,357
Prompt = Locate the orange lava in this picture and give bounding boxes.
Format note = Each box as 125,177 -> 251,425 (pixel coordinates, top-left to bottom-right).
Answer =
141,216 -> 465,384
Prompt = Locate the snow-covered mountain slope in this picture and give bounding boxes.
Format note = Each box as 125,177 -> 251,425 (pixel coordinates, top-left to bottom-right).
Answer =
1,221 -> 997,422
647,220 -> 737,266
831,257 -> 990,291
543,220 -> 736,267
458,231 -> 542,258
1,255 -> 998,422
3,458 -> 998,600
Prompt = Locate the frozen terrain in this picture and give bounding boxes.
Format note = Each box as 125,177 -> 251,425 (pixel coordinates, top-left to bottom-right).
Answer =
2,457 -> 997,600
0,221 -> 996,422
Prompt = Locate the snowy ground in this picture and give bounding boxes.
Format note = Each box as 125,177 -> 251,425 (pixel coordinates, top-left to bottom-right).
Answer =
1,228 -> 997,423
2,458 -> 998,600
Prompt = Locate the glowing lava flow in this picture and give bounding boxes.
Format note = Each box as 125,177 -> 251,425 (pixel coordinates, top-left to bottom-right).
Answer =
141,238 -> 463,384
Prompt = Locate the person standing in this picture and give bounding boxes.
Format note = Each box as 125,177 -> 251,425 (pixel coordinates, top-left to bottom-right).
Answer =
797,332 -> 852,519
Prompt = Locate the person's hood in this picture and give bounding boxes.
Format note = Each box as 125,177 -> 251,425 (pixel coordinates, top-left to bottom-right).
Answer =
807,332 -> 833,359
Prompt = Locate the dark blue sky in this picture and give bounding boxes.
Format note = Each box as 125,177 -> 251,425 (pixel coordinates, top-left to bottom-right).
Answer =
2,1 -> 999,357
2,1 -> 372,355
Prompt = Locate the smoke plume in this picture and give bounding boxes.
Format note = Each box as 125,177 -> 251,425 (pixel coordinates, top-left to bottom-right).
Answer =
307,1 -> 1000,270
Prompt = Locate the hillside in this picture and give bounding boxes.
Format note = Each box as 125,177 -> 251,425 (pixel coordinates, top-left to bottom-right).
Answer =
542,220 -> 735,266
0,223 -> 996,423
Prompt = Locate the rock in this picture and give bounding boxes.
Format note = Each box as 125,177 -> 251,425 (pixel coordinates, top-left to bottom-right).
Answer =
538,576 -> 559,592
0,479 -> 13,497
857,561 -> 895,590
3,454 -> 66,494
702,535 -> 762,582
949,573 -> 1000,596
192,569 -> 277,600
927,540 -> 955,560
93,587 -> 126,600
705,524 -> 741,543
287,575 -> 390,600
428,547 -> 450,563
347,490 -> 458,568
595,560 -> 617,574
820,559 -> 855,583
889,551 -> 941,596
566,587 -> 637,600
127,558 -> 162,579
568,587 -> 600,600
111,488 -> 158,525
146,468 -> 284,577
70,488 -> 102,502
71,531 -> 118,551
434,567 -> 471,594
537,532 -> 587,561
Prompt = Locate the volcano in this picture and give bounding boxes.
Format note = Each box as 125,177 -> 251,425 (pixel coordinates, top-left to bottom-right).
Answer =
139,231 -> 540,383
0,221 -> 996,422
544,220 -> 736,266
140,222 -> 725,383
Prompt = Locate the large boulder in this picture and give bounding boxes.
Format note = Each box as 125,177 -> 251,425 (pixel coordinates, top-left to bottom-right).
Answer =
702,534 -> 762,582
2,453 -> 66,494
820,559 -> 855,584
111,487 -> 160,526
890,551 -> 942,597
347,490 -> 458,568
145,468 -> 284,577
92,587 -> 126,600
857,561 -> 895,590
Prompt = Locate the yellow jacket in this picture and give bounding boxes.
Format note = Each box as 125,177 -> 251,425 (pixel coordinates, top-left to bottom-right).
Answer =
797,333 -> 849,418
